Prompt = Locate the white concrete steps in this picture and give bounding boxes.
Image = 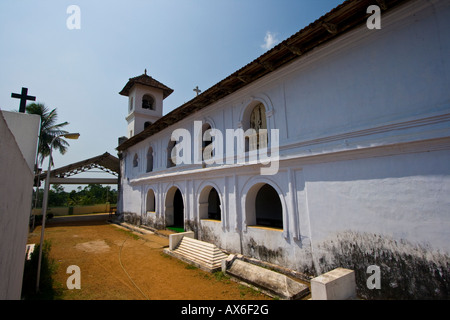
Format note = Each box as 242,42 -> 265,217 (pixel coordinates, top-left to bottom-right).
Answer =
164,232 -> 228,273
173,237 -> 228,271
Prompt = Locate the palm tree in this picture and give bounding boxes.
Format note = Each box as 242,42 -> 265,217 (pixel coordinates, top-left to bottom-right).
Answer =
26,103 -> 70,166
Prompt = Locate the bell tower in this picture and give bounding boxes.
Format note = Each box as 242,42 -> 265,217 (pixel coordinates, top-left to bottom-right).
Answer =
119,69 -> 173,138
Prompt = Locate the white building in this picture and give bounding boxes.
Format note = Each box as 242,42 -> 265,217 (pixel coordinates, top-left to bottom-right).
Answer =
0,110 -> 40,300
117,0 -> 450,299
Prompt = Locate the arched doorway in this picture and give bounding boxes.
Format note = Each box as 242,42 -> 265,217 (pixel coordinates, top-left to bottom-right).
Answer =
146,189 -> 155,212
207,188 -> 221,220
173,189 -> 184,228
165,187 -> 184,231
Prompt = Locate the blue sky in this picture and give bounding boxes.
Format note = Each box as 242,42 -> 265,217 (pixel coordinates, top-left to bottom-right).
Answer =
0,0 -> 343,187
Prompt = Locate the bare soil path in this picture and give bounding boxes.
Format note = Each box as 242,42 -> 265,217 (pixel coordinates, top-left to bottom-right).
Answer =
27,214 -> 271,300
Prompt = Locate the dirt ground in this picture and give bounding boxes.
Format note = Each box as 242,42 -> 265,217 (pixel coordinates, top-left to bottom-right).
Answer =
27,214 -> 271,300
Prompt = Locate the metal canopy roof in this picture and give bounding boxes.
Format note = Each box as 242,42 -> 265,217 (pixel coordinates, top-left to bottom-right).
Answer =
37,152 -> 119,185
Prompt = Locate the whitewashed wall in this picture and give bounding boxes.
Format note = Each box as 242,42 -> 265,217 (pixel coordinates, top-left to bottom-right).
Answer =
0,111 -> 39,300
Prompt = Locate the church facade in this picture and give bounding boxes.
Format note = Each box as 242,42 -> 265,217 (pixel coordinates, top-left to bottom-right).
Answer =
117,0 -> 450,299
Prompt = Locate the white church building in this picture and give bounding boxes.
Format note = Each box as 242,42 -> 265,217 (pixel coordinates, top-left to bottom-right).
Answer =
117,0 -> 450,299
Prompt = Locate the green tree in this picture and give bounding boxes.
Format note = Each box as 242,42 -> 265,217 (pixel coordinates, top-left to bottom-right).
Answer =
48,184 -> 68,207
41,184 -> 118,208
26,103 -> 70,166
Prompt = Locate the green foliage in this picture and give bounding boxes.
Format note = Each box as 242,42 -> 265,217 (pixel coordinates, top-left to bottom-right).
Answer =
213,271 -> 228,282
33,213 -> 54,226
21,241 -> 62,300
34,184 -> 118,208
26,103 -> 70,166
48,184 -> 69,207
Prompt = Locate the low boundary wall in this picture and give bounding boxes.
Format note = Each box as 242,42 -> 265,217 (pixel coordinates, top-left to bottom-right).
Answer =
32,203 -> 113,216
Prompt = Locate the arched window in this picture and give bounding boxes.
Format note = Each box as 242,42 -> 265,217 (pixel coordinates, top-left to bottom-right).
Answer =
142,94 -> 155,110
199,186 -> 221,221
167,140 -> 176,168
255,184 -> 282,229
202,123 -> 213,162
146,147 -> 153,172
248,103 -> 268,151
246,183 -> 283,230
133,154 -> 139,168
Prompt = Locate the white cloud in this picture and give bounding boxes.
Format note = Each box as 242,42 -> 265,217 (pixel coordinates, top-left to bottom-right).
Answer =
261,31 -> 279,51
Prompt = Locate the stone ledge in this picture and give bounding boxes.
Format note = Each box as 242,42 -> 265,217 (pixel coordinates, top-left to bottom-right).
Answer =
222,255 -> 310,300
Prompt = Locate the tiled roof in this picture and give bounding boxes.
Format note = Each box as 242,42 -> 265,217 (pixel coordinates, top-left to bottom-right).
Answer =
119,73 -> 174,99
117,0 -> 410,152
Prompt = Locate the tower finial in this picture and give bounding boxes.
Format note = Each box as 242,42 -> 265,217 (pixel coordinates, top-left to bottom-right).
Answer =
144,68 -> 147,75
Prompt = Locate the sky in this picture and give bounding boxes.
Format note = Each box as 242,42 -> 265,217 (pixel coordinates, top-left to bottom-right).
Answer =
0,0 -> 343,190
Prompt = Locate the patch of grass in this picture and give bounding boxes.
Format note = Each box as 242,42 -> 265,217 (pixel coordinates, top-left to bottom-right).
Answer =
185,264 -> 198,270
213,271 -> 229,282
160,251 -> 173,259
194,271 -> 211,280
238,284 -> 262,298
114,226 -> 140,240
166,227 -> 185,233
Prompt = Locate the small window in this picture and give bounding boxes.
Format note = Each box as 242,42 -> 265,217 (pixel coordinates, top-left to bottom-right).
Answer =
167,140 -> 176,168
142,94 -> 155,110
129,97 -> 134,112
202,124 -> 213,162
133,154 -> 139,168
147,147 -> 153,172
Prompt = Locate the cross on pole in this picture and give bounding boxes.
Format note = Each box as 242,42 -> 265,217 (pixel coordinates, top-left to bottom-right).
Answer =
193,86 -> 201,96
11,87 -> 36,113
